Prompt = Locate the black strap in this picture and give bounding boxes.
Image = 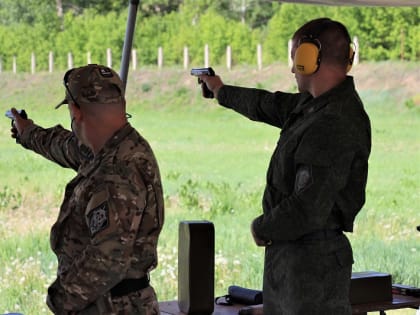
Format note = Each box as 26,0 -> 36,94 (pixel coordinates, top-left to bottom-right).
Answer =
110,275 -> 150,297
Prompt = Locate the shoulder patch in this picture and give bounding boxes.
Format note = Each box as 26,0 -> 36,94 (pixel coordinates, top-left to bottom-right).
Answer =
295,165 -> 313,194
88,202 -> 109,237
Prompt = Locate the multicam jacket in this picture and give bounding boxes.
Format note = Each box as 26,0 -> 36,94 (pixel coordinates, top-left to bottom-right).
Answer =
20,123 -> 164,313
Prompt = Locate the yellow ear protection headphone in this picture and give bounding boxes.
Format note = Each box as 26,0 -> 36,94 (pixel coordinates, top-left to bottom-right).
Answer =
294,36 -> 322,75
294,21 -> 355,75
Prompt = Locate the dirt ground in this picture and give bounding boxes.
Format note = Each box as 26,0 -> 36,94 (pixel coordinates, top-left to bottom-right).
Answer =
128,61 -> 420,106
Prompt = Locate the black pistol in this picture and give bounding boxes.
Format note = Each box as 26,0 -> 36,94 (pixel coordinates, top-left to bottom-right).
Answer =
190,67 -> 215,98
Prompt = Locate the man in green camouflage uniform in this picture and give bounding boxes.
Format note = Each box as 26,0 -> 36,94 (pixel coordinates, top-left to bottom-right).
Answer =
9,64 -> 164,314
198,19 -> 371,314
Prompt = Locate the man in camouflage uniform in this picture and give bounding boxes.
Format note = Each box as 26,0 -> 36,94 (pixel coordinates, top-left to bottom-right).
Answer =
9,64 -> 164,314
198,19 -> 371,314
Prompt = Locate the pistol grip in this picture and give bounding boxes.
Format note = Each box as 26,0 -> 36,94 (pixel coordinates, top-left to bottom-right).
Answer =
201,83 -> 214,99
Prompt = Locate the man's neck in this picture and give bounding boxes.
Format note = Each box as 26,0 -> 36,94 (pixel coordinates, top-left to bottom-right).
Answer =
310,68 -> 346,98
87,119 -> 127,156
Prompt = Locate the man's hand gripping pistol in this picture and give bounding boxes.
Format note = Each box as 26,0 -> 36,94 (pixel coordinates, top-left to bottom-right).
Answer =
5,109 -> 28,143
190,67 -> 215,98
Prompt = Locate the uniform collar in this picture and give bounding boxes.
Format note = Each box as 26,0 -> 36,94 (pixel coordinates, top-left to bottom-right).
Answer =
79,123 -> 133,177
97,122 -> 133,155
293,76 -> 355,116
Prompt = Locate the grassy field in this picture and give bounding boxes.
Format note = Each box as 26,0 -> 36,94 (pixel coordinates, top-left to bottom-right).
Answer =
0,62 -> 419,314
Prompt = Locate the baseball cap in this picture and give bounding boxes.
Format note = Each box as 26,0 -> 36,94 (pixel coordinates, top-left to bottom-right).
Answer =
55,64 -> 124,109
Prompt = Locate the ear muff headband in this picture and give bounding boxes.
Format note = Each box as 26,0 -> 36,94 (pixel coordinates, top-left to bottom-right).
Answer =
347,44 -> 355,73
294,38 -> 321,75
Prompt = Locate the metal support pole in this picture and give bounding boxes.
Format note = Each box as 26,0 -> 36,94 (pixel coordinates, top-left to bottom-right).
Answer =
120,0 -> 140,93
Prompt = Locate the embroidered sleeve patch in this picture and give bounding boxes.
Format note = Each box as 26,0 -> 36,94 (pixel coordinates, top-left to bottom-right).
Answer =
88,202 -> 109,237
294,165 -> 313,194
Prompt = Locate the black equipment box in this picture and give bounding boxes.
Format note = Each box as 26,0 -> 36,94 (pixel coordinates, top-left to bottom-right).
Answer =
350,271 -> 393,304
178,221 -> 215,314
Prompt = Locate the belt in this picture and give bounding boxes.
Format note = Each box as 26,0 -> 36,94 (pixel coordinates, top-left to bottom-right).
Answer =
110,275 -> 150,297
298,229 -> 342,241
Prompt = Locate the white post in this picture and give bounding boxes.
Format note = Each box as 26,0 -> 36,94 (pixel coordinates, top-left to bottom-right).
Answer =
0,57 -> 2,73
107,48 -> 112,67
226,45 -> 232,70
87,51 -> 92,64
183,46 -> 189,70
31,52 -> 36,74
68,52 -> 73,69
288,39 -> 293,68
13,56 -> 17,73
204,44 -> 209,68
49,51 -> 54,73
257,44 -> 263,71
132,49 -> 137,70
353,36 -> 359,66
158,46 -> 163,69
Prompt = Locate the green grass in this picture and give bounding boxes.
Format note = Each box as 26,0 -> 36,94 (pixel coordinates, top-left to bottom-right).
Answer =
0,63 -> 419,314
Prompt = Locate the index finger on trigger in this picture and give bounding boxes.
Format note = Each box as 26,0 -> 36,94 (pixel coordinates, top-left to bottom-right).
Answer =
10,108 -> 19,120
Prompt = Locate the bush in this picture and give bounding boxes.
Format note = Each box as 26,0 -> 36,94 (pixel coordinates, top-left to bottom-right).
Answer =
0,5 -> 418,72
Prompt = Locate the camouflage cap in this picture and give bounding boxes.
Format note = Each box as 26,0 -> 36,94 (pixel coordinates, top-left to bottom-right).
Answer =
55,64 -> 125,109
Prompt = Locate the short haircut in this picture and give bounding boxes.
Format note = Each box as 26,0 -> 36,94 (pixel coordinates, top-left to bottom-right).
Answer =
293,18 -> 352,69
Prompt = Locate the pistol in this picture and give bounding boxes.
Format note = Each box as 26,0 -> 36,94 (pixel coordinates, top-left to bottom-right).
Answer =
190,67 -> 215,77
5,109 -> 28,121
190,67 -> 215,98
5,109 -> 28,144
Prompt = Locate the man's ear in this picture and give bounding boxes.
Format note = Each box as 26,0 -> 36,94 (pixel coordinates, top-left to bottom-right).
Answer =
69,103 -> 82,121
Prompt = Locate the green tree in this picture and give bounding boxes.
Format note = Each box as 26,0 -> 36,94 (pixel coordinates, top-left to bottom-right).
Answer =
0,1 -> 419,72
194,9 -> 239,65
264,4 -> 334,63
347,7 -> 419,61
59,0 -> 127,15
0,0 -> 56,25
55,10 -> 126,70
226,0 -> 280,29
139,0 -> 183,16
135,13 -> 169,65
406,8 -> 420,60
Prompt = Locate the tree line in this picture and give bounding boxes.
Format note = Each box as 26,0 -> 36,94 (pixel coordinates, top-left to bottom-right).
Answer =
0,1 -> 418,72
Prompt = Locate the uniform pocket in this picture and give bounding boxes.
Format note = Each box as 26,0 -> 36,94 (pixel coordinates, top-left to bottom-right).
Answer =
335,246 -> 354,268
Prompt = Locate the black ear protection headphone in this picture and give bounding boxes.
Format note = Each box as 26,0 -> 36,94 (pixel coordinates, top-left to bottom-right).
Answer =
294,21 -> 355,75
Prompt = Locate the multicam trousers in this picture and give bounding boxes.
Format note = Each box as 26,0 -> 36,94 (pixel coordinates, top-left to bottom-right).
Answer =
48,285 -> 160,315
109,286 -> 160,315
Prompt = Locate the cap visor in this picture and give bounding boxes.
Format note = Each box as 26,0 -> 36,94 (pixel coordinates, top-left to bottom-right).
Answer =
55,98 -> 68,109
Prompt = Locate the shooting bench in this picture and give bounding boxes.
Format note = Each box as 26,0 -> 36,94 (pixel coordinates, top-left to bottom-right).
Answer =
166,221 -> 419,315
159,294 -> 420,315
